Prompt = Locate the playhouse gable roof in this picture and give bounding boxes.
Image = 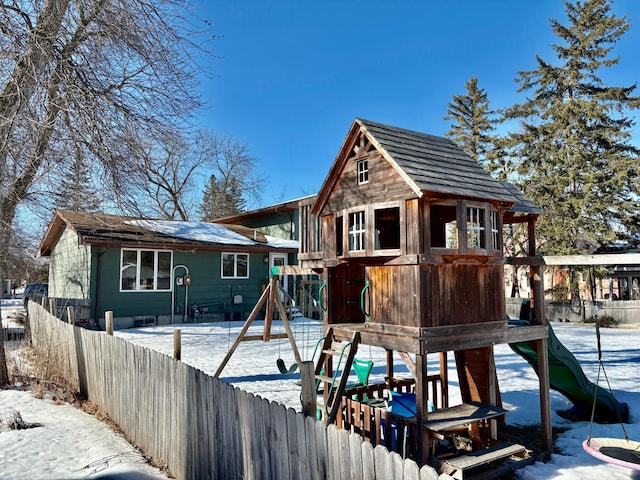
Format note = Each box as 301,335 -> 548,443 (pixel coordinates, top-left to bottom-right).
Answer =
313,118 -> 518,214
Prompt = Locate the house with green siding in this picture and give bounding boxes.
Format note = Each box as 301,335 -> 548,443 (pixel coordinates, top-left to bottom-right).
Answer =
37,208 -> 299,329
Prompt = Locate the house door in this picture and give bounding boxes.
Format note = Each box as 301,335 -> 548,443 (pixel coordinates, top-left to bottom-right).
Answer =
269,253 -> 288,296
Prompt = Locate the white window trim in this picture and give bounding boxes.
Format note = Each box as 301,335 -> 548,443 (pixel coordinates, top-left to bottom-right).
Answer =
467,206 -> 486,249
348,211 -> 366,252
120,249 -> 173,292
221,252 -> 250,279
491,210 -> 501,252
357,159 -> 369,185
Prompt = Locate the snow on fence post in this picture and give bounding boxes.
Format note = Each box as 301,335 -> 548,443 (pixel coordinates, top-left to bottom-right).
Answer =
174,329 -> 181,360
105,311 -> 113,335
67,306 -> 74,325
49,298 -> 56,317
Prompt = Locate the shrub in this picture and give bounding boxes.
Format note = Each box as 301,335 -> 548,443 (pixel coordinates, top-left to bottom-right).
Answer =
584,315 -> 617,328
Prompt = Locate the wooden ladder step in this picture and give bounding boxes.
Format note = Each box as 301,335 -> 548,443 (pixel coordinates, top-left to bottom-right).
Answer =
444,442 -> 526,480
322,348 -> 345,356
315,374 -> 333,383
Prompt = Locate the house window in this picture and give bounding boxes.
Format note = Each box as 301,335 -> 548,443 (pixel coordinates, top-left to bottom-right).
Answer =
430,204 -> 458,249
467,207 -> 486,249
491,210 -> 501,251
222,252 -> 249,278
348,211 -> 366,251
375,207 -> 400,250
120,249 -> 172,291
357,159 -> 369,185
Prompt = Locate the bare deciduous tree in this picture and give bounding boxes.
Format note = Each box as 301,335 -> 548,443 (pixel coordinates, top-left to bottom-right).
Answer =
132,131 -> 210,221
0,0 -> 214,385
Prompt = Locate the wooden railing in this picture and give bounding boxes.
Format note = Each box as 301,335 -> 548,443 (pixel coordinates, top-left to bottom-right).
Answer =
337,376 -> 444,460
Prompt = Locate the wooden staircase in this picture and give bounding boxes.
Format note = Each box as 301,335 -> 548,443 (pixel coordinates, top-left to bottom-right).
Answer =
314,328 -> 361,424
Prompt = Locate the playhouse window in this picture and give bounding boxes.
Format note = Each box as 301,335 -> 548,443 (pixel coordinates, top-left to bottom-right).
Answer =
120,249 -> 172,292
336,215 -> 344,256
430,204 -> 458,249
221,253 -> 249,278
357,159 -> 369,185
491,210 -> 501,251
375,207 -> 400,250
348,211 -> 366,251
467,207 -> 486,249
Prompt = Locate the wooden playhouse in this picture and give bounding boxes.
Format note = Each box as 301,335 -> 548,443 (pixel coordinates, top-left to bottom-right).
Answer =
295,118 -> 552,477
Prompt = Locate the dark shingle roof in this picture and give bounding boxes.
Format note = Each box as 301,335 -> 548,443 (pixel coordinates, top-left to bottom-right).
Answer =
358,118 -> 517,203
500,182 -> 544,215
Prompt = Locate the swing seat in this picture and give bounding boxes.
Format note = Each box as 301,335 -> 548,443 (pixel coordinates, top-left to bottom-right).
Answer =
349,358 -> 374,388
583,438 -> 640,471
276,358 -> 298,374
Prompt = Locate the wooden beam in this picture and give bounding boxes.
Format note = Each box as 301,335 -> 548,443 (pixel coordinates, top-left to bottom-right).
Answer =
275,265 -> 318,276
398,352 -> 416,378
273,289 -> 304,365
213,284 -> 271,378
508,254 -> 640,267
263,276 -> 277,341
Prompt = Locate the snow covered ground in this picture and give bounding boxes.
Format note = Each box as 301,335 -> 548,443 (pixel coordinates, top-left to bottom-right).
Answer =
2,298 -> 640,479
114,316 -> 640,479
0,300 -> 168,480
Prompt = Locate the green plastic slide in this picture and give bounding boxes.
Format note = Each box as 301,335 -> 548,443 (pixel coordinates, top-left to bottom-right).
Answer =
510,322 -> 629,424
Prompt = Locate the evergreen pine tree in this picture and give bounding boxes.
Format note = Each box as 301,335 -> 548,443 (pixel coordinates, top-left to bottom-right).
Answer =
444,77 -> 505,178
505,0 -> 640,255
200,174 -> 246,221
57,145 -> 101,212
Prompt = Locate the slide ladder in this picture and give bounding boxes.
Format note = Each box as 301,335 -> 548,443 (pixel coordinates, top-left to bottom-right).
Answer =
314,328 -> 361,424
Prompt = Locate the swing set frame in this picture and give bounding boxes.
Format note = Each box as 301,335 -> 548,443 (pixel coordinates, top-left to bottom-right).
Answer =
213,269 -> 306,378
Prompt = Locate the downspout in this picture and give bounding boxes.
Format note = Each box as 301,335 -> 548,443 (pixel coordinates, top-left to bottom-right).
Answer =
94,248 -> 108,328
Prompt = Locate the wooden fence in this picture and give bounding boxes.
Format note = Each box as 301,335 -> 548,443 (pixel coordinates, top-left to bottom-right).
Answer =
26,303 -> 440,480
506,297 -> 640,325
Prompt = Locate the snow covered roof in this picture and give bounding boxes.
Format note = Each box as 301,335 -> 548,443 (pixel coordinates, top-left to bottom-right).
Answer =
129,220 -> 299,249
37,211 -> 298,256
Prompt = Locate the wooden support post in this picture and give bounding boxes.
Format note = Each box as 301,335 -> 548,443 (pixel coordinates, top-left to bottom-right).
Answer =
49,298 -> 56,317
174,329 -> 182,360
300,360 -> 316,418
531,265 -> 545,324
487,347 -> 498,439
105,311 -> 113,335
415,353 -> 430,466
386,349 -> 394,379
66,306 -> 74,325
440,351 -> 449,409
263,275 -> 277,339
538,338 -> 553,460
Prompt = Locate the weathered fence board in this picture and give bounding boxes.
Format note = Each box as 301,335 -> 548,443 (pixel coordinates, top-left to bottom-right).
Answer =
26,303 -> 438,480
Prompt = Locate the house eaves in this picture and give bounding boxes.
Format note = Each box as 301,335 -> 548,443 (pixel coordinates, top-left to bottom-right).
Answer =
37,211 -> 297,257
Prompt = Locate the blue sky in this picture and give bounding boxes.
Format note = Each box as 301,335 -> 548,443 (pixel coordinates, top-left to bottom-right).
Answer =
195,1 -> 640,207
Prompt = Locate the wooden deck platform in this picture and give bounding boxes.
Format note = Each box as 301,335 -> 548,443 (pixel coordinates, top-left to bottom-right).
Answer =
329,321 -> 548,354
423,402 -> 507,432
444,442 -> 527,480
